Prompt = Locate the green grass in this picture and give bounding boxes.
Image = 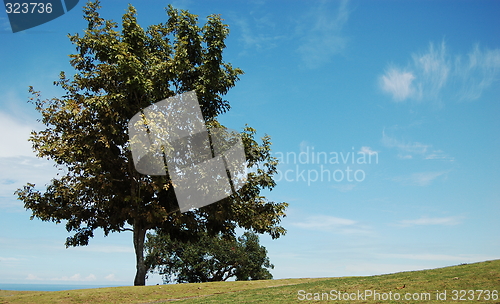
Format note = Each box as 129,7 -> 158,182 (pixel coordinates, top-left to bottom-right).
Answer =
1,260 -> 499,303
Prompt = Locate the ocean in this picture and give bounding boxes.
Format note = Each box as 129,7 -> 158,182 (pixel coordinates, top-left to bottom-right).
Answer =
0,283 -> 129,291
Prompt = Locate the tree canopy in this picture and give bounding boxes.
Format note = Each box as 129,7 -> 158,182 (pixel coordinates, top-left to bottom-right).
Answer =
145,230 -> 274,283
15,0 -> 287,286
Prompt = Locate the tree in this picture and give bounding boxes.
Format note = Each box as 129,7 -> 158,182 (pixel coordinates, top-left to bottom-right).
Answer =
145,230 -> 273,283
234,232 -> 274,281
15,0 -> 287,286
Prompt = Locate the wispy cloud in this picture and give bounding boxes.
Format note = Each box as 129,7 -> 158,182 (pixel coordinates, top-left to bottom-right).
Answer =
381,130 -> 430,155
380,41 -> 500,102
330,183 -> 356,192
398,154 -> 413,159
0,17 -> 11,32
393,171 -> 448,186
455,44 -> 500,100
297,0 -> 350,68
397,216 -> 463,227
425,150 -> 451,160
381,130 -> 454,161
0,156 -> 59,210
294,215 -> 356,229
0,110 -> 63,210
231,3 -> 286,53
293,214 -> 371,235
233,17 -> 284,51
232,0 -> 350,68
27,273 -> 97,282
168,0 -> 194,11
381,253 -> 495,262
411,41 -> 450,101
68,245 -> 134,254
345,262 -> 426,275
0,256 -> 20,262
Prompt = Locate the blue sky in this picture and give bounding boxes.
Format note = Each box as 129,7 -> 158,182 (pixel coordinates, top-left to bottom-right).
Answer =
1,0 -> 499,286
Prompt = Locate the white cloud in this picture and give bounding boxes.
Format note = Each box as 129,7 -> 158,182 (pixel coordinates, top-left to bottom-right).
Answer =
380,41 -> 500,102
50,273 -> 97,282
359,146 -> 378,156
380,68 -> 415,101
104,273 -> 125,282
105,274 -> 117,281
26,274 -> 41,280
297,0 -> 350,68
0,111 -> 36,158
397,216 -> 463,227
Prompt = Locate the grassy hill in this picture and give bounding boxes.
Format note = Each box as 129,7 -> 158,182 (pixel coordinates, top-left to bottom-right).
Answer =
1,259 -> 499,303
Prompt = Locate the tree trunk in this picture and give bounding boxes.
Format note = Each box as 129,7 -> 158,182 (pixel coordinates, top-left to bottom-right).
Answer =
133,223 -> 147,286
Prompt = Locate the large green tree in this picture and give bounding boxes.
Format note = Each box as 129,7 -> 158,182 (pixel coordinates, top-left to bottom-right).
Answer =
145,230 -> 274,283
16,1 -> 287,286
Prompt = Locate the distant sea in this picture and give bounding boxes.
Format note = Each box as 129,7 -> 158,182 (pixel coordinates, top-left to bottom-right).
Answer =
0,284 -> 128,291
